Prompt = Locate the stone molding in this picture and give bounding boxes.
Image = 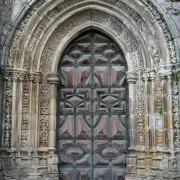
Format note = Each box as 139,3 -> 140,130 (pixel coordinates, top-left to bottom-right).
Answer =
126,71 -> 137,84
0,0 -> 179,179
47,73 -> 60,84
7,0 -> 175,71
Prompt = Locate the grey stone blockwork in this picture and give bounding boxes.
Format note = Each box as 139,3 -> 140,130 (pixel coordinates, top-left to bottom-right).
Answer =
0,0 -> 180,179
0,0 -> 12,149
0,0 -> 12,65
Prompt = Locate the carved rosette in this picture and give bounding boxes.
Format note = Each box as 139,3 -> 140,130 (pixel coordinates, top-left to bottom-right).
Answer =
173,72 -> 179,149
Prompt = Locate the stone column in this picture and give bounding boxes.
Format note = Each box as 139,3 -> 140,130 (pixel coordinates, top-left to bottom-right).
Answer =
149,70 -> 156,149
167,72 -> 174,155
11,70 -> 19,148
143,71 -> 150,149
17,72 -> 25,148
176,72 -> 180,149
47,73 -> 59,149
47,73 -> 59,177
33,72 -> 42,147
126,71 -> 137,148
126,71 -> 137,177
135,70 -> 145,148
1,71 -> 11,148
28,72 -> 34,147
160,74 -> 167,149
173,71 -> 180,150
0,70 -> 4,148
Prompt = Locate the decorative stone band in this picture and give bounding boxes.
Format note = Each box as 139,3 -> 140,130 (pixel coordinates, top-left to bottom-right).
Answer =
1,68 -> 26,147
1,68 -> 27,82
39,73 -> 50,147
126,71 -> 137,84
135,70 -> 145,146
29,72 -> 34,81
33,71 -> 42,83
149,69 -> 156,81
172,70 -> 180,150
47,73 -> 60,84
143,71 -> 150,82
7,0 -> 175,75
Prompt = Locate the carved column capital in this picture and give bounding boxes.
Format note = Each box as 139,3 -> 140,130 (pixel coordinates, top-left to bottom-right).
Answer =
47,73 -> 59,84
33,71 -> 42,83
1,71 -> 10,81
143,71 -> 150,81
18,71 -> 27,82
159,70 -> 173,79
11,71 -> 19,82
126,71 -> 137,84
29,72 -> 34,81
149,70 -> 156,81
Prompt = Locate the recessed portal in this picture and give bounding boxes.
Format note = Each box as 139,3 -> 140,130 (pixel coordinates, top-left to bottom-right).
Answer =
56,30 -> 128,180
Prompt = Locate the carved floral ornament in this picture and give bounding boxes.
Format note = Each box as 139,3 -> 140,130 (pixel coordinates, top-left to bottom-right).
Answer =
8,0 -> 177,73
1,2 -> 180,179
3,0 -> 178,149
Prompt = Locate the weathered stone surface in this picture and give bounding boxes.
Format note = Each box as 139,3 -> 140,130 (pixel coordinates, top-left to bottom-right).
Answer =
0,0 -> 180,179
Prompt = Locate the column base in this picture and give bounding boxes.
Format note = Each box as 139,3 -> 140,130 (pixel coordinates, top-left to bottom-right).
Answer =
0,148 -> 59,180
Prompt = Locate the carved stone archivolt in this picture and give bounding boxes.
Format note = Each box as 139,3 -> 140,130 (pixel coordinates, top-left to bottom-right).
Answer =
1,0 -> 179,179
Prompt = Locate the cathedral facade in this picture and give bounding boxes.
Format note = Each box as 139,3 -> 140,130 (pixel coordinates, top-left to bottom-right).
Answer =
0,0 -> 180,179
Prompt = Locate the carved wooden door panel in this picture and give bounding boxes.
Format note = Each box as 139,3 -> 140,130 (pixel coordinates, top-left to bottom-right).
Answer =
57,30 -> 128,180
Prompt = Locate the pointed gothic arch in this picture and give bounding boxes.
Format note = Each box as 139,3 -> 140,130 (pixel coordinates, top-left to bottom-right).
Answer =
0,0 -> 179,179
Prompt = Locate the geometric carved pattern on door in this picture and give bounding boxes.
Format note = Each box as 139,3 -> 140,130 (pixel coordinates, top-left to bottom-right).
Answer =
57,30 -> 128,180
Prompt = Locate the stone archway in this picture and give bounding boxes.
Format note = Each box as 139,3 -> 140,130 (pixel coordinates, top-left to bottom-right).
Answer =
0,0 -> 179,179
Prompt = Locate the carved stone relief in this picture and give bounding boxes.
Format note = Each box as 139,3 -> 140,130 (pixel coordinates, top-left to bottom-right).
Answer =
140,0 -> 177,63
1,0 -> 179,179
173,72 -> 180,149
3,74 -> 12,147
136,73 -> 145,146
8,0 -> 169,70
40,10 -> 92,72
21,73 -> 29,147
154,75 -> 164,148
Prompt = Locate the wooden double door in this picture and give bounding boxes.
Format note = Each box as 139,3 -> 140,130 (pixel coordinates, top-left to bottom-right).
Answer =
56,30 -> 128,180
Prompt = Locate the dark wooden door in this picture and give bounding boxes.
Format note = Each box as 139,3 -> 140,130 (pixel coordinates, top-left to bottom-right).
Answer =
57,30 -> 128,180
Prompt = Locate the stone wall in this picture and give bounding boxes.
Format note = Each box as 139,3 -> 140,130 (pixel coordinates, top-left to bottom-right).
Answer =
0,0 -> 180,179
0,0 -> 12,64
0,0 -> 13,150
